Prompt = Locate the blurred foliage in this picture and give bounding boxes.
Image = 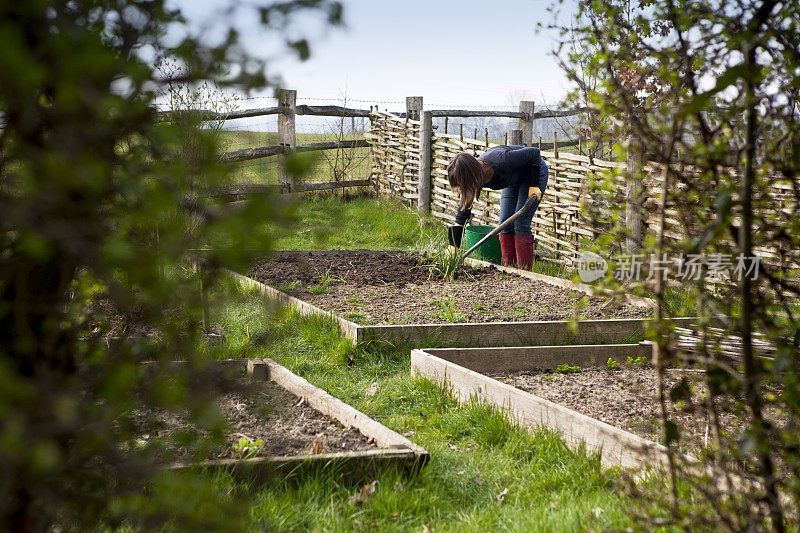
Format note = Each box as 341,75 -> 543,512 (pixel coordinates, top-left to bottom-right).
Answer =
556,0 -> 800,529
0,0 -> 341,530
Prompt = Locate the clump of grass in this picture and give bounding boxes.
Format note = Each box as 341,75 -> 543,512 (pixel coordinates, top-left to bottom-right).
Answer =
556,363 -> 582,374
307,268 -> 345,295
344,311 -> 365,321
277,280 -> 301,293
427,245 -> 463,281
432,295 -> 466,323
607,358 -> 621,371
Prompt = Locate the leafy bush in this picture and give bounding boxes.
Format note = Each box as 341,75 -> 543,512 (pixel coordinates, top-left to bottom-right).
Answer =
0,0 -> 342,529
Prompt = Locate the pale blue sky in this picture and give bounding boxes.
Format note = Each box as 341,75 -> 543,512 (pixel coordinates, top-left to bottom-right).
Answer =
169,0 -> 575,109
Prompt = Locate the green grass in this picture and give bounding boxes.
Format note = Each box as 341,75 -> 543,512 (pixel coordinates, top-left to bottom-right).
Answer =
206,278 -> 649,531
218,130 -> 371,186
268,194 -> 446,251
528,257 -> 575,280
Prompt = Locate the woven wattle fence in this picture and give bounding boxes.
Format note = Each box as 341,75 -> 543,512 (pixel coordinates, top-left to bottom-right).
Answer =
367,111 -> 421,203
368,108 -> 799,272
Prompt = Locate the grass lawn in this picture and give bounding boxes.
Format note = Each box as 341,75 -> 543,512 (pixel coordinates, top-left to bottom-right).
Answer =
208,286 -> 642,531
216,130 -> 371,186
202,193 -> 674,530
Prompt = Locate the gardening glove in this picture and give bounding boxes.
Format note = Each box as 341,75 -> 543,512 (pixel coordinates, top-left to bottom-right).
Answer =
448,245 -> 459,259
528,186 -> 542,202
447,225 -> 464,248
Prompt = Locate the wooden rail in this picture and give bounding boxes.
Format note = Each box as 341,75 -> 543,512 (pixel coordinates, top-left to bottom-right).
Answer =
533,107 -> 590,119
161,104 -> 587,122
220,139 -> 369,163
296,104 -> 370,117
428,110 -> 526,119
160,104 -> 372,122
212,179 -> 372,198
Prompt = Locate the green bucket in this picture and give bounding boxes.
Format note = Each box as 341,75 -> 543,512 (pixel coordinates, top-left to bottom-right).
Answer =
463,225 -> 502,264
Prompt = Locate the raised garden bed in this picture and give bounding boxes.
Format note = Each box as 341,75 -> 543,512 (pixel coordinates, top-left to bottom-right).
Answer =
411,344 -> 782,469
411,344 -> 668,469
246,250 -> 649,325
491,366 -> 721,456
139,359 -> 428,484
230,250 -> 697,347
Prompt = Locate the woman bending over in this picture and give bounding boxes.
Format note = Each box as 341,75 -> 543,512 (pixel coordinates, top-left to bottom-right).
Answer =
446,145 -> 548,269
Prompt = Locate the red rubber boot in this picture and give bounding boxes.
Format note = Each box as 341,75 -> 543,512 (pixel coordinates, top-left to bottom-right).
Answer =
498,234 -> 516,267
515,235 -> 535,270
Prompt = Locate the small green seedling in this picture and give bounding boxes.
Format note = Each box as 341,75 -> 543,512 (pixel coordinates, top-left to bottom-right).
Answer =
626,356 -> 648,366
607,358 -> 621,371
433,295 -> 467,323
556,363 -> 581,374
232,436 -> 264,459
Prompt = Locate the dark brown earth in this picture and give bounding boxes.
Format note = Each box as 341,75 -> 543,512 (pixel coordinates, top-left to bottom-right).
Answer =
246,250 -> 650,325
130,378 -> 377,460
86,296 -> 163,338
490,366 -> 779,456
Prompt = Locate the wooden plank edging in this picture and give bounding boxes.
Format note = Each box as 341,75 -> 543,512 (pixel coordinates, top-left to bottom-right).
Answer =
410,349 -> 668,469
409,348 -> 779,504
359,317 -> 700,347
420,343 -> 651,373
264,358 -> 427,456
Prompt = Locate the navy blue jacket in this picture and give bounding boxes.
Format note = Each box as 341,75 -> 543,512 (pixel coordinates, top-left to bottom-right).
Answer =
454,146 -> 546,226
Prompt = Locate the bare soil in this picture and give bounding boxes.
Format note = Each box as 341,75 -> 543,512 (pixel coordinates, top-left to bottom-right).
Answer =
490,366 -> 776,456
86,296 -> 163,338
131,378 -> 377,461
246,250 -> 649,325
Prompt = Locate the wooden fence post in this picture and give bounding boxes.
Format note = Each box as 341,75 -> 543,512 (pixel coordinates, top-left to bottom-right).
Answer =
507,129 -> 523,146
418,111 -> 433,213
406,96 -> 423,121
518,100 -> 534,146
278,88 -> 297,192
626,135 -> 644,253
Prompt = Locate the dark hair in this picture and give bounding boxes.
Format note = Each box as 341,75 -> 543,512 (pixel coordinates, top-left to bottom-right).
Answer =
447,152 -> 483,210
